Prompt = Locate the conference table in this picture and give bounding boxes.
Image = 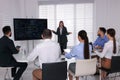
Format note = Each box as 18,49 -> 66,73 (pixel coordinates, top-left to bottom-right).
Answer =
13,53 -> 28,63
13,48 -> 98,63
13,50 -> 101,80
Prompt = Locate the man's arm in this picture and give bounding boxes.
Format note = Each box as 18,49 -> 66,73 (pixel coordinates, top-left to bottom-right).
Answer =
27,46 -> 39,62
93,37 -> 99,47
8,40 -> 19,54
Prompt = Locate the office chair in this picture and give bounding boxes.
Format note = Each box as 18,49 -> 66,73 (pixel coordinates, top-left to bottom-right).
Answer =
100,56 -> 120,80
68,58 -> 97,80
0,67 -> 13,80
42,61 -> 67,80
89,42 -> 93,52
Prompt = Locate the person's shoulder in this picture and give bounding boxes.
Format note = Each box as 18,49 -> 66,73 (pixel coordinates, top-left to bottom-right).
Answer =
36,40 -> 45,46
3,36 -> 13,43
0,36 -> 7,39
34,43 -> 43,49
72,44 -> 81,50
51,40 -> 60,47
105,40 -> 109,44
96,36 -> 100,40
104,35 -> 108,40
104,35 -> 107,38
51,40 -> 59,45
71,44 -> 84,53
8,38 -> 14,43
38,40 -> 59,46
104,40 -> 112,47
63,26 -> 67,29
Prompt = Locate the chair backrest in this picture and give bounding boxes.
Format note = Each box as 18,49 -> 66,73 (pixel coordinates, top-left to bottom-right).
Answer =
75,58 -> 97,76
89,42 -> 93,52
111,56 -> 120,73
42,61 -> 67,80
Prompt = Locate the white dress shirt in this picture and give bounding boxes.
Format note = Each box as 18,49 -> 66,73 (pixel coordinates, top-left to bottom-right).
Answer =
95,40 -> 119,59
60,28 -> 63,35
27,39 -> 61,68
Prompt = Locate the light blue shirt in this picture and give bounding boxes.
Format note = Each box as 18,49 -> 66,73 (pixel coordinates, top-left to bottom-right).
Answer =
93,35 -> 108,48
65,43 -> 91,60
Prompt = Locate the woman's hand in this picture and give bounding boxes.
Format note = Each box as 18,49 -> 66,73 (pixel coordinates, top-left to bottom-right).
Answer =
69,32 -> 72,34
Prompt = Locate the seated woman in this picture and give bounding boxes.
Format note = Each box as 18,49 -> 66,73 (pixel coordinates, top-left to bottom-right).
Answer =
95,28 -> 119,79
65,30 -> 91,80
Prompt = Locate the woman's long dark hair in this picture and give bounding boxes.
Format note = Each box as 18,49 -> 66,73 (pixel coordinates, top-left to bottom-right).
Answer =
59,21 -> 64,27
78,30 -> 90,59
107,28 -> 116,54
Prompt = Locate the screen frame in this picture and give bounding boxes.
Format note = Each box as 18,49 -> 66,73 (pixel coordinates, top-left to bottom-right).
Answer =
13,18 -> 47,41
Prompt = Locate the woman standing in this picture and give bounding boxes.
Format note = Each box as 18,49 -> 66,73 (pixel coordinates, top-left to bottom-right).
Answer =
95,28 -> 119,79
52,21 -> 72,54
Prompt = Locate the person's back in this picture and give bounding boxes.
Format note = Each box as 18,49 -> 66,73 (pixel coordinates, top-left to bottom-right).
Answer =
65,30 -> 91,80
65,30 -> 91,60
0,26 -> 27,80
104,40 -> 119,59
0,36 -> 17,66
27,29 -> 61,80
35,39 -> 61,67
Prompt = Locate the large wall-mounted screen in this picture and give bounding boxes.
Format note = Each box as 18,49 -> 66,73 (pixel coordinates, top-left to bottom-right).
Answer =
14,18 -> 47,40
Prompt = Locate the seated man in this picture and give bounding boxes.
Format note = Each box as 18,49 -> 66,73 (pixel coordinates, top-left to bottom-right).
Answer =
27,29 -> 61,80
93,27 -> 108,49
0,26 -> 28,80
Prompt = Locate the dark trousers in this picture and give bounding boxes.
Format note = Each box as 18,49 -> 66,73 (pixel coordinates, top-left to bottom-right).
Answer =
59,42 -> 67,54
69,63 -> 76,74
11,62 -> 28,80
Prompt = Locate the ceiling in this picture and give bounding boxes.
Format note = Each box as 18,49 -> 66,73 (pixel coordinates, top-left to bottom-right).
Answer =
38,0 -> 94,5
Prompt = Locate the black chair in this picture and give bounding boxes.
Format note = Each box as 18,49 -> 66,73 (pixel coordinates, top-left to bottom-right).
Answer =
42,61 -> 67,80
101,56 -> 120,80
89,42 -> 94,52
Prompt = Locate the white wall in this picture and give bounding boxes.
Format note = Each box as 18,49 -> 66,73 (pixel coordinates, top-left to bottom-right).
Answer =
18,0 -> 39,18
0,0 -> 39,53
18,0 -> 39,53
38,0 -> 120,42
94,0 -> 120,41
0,0 -> 20,36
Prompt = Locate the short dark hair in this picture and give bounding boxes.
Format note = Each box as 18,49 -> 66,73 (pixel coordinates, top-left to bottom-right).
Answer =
42,29 -> 52,38
2,26 -> 11,34
99,27 -> 106,34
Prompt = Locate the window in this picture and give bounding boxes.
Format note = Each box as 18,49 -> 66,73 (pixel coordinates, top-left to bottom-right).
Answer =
39,3 -> 93,47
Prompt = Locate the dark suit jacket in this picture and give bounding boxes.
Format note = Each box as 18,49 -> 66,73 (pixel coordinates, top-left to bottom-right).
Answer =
0,36 -> 19,66
53,27 -> 70,43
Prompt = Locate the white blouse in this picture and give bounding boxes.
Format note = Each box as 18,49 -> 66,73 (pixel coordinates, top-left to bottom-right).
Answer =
95,40 -> 119,59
